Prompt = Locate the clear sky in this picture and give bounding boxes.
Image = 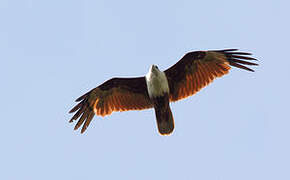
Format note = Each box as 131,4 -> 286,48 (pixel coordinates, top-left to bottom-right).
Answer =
1,0 -> 290,179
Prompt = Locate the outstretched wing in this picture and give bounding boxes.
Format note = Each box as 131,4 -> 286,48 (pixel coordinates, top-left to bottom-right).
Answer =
165,49 -> 258,102
69,77 -> 153,133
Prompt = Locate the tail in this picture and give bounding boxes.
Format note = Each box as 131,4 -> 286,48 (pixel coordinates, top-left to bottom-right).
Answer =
154,105 -> 174,135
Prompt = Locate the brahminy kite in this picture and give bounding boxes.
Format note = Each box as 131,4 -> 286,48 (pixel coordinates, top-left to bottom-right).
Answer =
69,49 -> 258,135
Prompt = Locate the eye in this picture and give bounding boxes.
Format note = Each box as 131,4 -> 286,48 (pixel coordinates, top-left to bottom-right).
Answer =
155,66 -> 159,69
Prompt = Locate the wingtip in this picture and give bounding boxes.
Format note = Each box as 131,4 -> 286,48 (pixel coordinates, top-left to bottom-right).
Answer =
213,48 -> 239,52
80,126 -> 87,134
74,125 -> 80,131
75,96 -> 85,102
75,92 -> 89,102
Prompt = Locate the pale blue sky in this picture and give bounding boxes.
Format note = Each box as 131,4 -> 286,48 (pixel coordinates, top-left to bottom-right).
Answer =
1,0 -> 290,179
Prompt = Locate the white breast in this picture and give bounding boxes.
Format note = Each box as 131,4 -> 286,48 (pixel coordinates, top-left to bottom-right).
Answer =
145,70 -> 169,98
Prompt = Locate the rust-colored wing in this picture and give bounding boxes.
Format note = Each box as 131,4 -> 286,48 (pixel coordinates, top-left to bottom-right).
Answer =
165,49 -> 258,102
69,77 -> 153,133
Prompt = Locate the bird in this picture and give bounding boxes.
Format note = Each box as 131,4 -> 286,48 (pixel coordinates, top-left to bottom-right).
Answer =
69,49 -> 258,135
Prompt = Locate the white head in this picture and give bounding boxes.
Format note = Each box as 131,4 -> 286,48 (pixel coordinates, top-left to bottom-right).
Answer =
149,64 -> 160,74
145,64 -> 169,98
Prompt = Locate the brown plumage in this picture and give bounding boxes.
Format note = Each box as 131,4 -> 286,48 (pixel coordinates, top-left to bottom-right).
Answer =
69,49 -> 258,134
165,49 -> 257,102
69,77 -> 153,133
152,93 -> 174,135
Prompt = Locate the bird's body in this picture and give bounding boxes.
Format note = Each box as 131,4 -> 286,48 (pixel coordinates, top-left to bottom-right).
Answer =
69,49 -> 258,135
146,65 -> 174,134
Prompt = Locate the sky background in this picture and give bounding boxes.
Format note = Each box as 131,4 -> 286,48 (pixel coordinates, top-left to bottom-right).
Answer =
1,0 -> 290,179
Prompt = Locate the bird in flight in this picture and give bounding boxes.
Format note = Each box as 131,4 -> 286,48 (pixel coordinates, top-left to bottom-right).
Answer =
69,49 -> 258,135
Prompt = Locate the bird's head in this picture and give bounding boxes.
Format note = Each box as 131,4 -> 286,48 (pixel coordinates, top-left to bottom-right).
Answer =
150,64 -> 160,74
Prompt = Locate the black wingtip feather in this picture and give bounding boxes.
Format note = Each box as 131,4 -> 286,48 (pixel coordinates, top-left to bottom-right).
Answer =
230,55 -> 257,61
215,49 -> 239,52
69,105 -> 85,123
69,102 -> 82,113
214,49 -> 258,72
227,52 -> 252,56
230,58 -> 259,66
229,62 -> 255,72
75,92 -> 90,102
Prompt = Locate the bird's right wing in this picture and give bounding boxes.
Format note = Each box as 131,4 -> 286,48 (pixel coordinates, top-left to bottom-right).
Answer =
69,77 -> 153,133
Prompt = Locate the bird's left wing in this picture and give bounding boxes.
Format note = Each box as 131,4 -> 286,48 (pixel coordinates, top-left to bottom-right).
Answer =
69,77 -> 153,133
165,49 -> 258,102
